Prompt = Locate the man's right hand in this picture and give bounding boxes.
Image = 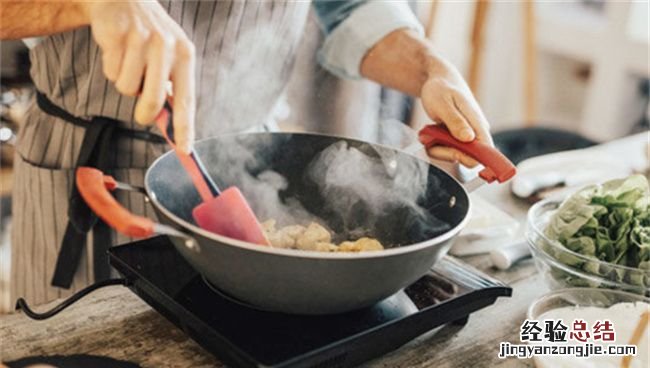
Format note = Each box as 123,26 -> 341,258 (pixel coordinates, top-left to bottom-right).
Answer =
82,1 -> 195,153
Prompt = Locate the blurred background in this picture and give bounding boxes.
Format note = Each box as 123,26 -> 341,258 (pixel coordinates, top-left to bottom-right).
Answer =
281,0 -> 649,141
0,0 -> 649,310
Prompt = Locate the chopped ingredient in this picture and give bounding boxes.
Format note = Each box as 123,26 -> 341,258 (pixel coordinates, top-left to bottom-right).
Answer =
262,220 -> 384,252
338,238 -> 384,252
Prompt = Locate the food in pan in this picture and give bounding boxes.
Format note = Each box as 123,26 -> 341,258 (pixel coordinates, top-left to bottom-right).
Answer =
262,220 -> 384,252
337,237 -> 384,252
544,174 -> 650,289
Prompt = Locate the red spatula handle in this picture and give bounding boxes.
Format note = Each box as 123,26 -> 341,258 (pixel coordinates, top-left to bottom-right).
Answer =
418,125 -> 516,183
155,100 -> 214,202
76,167 -> 155,238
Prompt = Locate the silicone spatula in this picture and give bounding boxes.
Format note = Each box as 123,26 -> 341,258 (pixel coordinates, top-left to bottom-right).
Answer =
156,101 -> 269,245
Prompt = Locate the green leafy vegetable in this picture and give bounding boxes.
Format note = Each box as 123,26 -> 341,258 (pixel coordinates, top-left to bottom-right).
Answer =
544,174 -> 650,293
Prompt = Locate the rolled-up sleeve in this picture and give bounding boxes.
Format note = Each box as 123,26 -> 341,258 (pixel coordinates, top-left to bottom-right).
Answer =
313,0 -> 424,80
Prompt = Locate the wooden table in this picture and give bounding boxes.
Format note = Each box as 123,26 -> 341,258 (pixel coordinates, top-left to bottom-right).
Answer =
1,132 -> 647,368
0,167 -> 12,197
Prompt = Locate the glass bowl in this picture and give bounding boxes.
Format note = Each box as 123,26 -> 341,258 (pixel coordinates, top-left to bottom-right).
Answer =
526,199 -> 650,296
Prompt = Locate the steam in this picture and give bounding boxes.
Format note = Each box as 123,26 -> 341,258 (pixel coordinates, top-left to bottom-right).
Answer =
306,141 -> 427,222
240,169 -> 319,227
196,136 -> 451,246
199,135 -> 319,228
196,22 -> 298,137
304,141 -> 449,240
178,9 -> 452,245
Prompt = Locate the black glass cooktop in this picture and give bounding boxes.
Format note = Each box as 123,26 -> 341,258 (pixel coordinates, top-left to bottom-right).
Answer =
109,236 -> 511,368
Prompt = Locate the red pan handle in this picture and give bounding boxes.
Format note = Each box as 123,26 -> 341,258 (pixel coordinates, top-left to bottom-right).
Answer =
76,167 -> 155,238
418,125 -> 516,183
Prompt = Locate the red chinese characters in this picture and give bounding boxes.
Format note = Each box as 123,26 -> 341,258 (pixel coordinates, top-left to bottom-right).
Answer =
592,320 -> 616,342
569,319 -> 591,342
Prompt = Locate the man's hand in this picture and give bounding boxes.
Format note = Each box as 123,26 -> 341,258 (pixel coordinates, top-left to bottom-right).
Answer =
0,1 -> 195,153
82,1 -> 195,153
361,29 -> 492,167
419,61 -> 492,168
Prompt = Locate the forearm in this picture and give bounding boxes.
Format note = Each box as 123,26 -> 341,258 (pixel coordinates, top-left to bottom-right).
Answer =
361,27 -> 492,166
0,1 -> 88,39
360,29 -> 451,97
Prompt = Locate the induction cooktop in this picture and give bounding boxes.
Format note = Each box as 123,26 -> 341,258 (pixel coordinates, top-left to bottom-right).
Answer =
108,236 -> 511,368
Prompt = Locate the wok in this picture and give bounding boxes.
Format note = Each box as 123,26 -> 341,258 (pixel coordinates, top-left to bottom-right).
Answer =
77,126 -> 515,314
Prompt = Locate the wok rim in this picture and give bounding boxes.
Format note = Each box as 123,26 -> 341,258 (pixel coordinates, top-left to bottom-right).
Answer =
145,131 -> 472,259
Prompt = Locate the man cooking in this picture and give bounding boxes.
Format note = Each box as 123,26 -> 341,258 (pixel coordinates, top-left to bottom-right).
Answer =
0,0 -> 492,308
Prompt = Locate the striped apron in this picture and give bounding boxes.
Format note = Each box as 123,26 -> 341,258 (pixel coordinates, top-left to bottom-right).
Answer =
10,0 -> 310,308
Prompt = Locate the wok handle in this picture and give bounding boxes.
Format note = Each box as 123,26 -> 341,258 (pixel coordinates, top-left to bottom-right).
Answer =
76,167 -> 200,251
76,167 -> 155,238
418,125 -> 516,183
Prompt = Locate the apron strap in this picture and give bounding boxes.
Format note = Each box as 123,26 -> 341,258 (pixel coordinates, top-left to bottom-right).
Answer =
51,117 -> 115,288
35,92 -> 167,144
34,92 -> 164,288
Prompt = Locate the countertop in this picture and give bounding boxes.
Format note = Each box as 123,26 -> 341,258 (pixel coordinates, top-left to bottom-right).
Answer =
1,132 -> 647,368
0,167 -> 12,197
